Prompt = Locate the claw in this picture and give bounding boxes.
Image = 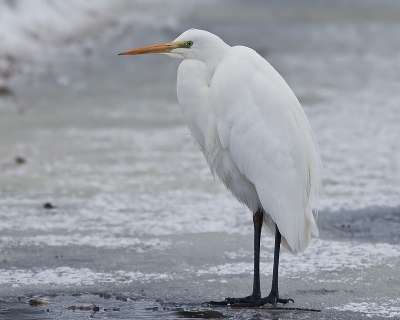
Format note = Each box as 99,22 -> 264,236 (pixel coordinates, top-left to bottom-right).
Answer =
277,297 -> 294,304
205,294 -> 294,308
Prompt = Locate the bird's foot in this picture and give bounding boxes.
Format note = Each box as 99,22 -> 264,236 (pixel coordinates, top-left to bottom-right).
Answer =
232,293 -> 294,308
204,293 -> 294,308
202,295 -> 252,306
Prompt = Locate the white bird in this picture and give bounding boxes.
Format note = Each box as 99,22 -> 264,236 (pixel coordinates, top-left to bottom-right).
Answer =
119,29 -> 321,307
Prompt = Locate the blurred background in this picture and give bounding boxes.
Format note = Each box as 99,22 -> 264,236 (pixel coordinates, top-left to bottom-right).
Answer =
1,0 -> 400,318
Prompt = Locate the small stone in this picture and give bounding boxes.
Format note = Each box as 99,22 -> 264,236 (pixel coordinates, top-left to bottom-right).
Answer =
43,202 -> 56,209
29,298 -> 50,306
15,157 -> 26,164
0,86 -> 13,96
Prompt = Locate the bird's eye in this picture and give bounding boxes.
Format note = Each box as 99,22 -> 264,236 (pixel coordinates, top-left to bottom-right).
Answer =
187,41 -> 193,47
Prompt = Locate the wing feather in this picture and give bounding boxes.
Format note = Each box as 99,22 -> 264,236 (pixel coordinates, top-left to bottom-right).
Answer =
210,46 -> 321,252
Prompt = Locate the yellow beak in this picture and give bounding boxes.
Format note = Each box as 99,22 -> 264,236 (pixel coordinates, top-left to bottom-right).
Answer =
118,42 -> 180,56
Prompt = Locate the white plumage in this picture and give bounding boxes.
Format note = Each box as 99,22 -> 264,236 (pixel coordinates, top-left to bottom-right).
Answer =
120,28 -> 321,254
119,28 -> 323,306
175,29 -> 321,253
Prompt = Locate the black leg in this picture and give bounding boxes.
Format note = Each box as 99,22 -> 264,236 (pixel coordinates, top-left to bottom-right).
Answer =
264,225 -> 294,306
223,209 -> 263,305
232,224 -> 293,307
251,209 -> 263,299
270,225 -> 282,303
205,217 -> 293,308
206,209 -> 263,306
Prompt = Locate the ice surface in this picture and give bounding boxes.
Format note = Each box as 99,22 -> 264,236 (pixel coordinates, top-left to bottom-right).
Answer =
331,300 -> 400,319
199,239 -> 400,278
0,267 -> 171,287
1,1 -> 400,319
1,238 -> 399,287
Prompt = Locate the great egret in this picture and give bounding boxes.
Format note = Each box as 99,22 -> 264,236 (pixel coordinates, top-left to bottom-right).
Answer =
119,29 -> 321,307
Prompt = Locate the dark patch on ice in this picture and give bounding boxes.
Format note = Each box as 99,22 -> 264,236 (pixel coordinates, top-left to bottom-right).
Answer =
319,207 -> 400,242
68,301 -> 101,317
0,86 -> 13,96
43,202 -> 56,209
1,294 -> 228,319
15,157 -> 26,164
28,298 -> 50,306
296,288 -> 338,295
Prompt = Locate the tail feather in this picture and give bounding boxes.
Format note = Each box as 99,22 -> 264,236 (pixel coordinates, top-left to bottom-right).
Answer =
263,208 -> 318,254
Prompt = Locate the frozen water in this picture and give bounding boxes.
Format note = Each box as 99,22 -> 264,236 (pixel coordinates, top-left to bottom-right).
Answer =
1,1 -> 400,319
0,267 -> 172,287
331,300 -> 400,319
199,239 -> 400,278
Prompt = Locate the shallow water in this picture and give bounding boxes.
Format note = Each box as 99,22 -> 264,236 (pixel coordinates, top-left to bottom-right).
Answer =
1,1 -> 400,319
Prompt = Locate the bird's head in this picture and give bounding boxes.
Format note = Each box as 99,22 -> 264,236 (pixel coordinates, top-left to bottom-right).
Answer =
119,29 -> 230,62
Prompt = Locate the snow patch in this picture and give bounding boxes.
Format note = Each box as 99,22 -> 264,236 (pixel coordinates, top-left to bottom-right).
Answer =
331,300 -> 400,318
0,267 -> 171,287
199,239 -> 400,278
